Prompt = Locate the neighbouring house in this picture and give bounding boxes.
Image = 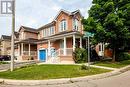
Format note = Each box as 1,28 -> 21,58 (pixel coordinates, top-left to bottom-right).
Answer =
95,43 -> 113,58
0,39 -> 2,55
15,26 -> 38,60
0,35 -> 11,55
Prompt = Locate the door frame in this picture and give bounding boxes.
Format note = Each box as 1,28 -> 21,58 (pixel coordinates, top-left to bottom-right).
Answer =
38,48 -> 48,62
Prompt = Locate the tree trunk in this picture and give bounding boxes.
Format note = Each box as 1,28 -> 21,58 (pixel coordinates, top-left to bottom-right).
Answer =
112,47 -> 116,62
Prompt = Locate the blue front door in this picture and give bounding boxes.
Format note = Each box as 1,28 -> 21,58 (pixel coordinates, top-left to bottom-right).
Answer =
39,50 -> 46,61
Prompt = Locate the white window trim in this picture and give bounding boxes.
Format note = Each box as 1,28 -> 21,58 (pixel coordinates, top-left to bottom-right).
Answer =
59,20 -> 67,32
73,18 -> 79,31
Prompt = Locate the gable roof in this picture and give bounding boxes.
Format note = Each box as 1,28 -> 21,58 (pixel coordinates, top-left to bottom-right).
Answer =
1,35 -> 11,40
19,26 -> 38,33
54,9 -> 83,20
38,21 -> 56,31
38,9 -> 83,31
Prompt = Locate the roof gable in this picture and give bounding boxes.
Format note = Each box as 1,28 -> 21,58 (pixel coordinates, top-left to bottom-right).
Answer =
54,9 -> 83,21
19,26 -> 38,33
1,35 -> 11,40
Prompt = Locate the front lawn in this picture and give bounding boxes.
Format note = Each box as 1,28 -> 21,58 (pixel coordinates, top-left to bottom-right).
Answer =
94,60 -> 130,68
0,64 -> 110,80
0,61 -> 9,65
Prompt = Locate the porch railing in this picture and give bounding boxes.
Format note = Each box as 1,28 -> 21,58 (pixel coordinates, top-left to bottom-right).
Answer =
58,48 -> 73,56
23,51 -> 37,56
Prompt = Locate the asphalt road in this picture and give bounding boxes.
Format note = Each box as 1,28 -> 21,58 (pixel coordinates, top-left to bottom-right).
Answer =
0,70 -> 130,87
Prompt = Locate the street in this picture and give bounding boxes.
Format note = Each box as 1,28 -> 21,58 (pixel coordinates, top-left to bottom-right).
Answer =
0,70 -> 130,87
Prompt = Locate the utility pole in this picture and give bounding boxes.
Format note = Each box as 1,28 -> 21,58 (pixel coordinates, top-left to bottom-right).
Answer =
11,0 -> 15,71
87,36 -> 90,68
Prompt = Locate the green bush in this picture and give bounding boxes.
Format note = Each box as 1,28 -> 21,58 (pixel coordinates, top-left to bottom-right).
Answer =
73,48 -> 88,63
81,64 -> 89,70
116,52 -> 130,61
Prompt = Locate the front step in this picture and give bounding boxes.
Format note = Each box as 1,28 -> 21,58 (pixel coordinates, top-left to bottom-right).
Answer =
46,57 -> 60,64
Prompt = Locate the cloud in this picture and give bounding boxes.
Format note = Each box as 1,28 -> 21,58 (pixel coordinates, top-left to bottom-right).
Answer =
0,0 -> 92,36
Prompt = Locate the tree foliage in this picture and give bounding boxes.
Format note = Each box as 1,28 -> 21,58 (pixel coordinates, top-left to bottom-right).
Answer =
82,0 -> 130,62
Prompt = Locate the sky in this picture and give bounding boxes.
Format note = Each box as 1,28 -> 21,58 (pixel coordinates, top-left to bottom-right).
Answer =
0,0 -> 92,36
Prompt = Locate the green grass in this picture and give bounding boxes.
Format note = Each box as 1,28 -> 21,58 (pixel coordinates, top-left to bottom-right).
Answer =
0,64 -> 110,80
0,61 -> 9,64
94,60 -> 130,68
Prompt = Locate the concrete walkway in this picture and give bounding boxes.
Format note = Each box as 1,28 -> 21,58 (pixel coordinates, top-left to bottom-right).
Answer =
90,65 -> 117,70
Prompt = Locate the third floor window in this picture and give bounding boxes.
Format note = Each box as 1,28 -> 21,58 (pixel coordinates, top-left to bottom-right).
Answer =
73,19 -> 79,31
59,19 -> 67,32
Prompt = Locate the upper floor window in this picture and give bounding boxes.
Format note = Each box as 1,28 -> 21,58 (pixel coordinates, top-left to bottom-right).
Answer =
43,27 -> 55,37
73,19 -> 79,31
59,19 -> 67,32
50,27 -> 55,35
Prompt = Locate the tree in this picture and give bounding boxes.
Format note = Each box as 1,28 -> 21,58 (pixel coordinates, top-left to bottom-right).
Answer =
82,0 -> 130,62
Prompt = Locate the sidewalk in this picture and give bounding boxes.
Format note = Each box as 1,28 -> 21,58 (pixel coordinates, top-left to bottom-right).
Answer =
0,64 -> 129,86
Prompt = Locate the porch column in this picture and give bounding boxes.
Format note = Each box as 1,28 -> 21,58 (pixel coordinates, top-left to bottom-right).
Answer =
18,44 -> 20,56
73,34 -> 76,51
64,37 -> 67,55
21,43 -> 23,56
48,40 -> 51,56
29,44 -> 31,56
80,37 -> 82,48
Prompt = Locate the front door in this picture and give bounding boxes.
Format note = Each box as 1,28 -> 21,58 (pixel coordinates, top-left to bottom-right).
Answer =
39,50 -> 46,61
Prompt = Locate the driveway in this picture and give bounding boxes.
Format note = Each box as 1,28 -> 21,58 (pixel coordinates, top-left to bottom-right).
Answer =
0,70 -> 130,87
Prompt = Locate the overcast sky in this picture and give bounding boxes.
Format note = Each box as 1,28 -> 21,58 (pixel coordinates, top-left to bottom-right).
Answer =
0,0 -> 92,36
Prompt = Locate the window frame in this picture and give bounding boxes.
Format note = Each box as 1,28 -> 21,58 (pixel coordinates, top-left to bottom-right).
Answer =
73,18 -> 79,31
59,19 -> 67,32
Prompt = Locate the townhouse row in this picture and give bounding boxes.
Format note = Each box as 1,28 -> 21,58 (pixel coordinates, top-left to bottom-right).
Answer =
0,9 -> 112,64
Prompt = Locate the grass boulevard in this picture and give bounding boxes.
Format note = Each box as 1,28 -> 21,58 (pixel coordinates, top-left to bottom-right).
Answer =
0,64 -> 110,80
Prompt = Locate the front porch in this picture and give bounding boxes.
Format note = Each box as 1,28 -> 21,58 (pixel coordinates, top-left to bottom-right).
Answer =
17,43 -> 37,60
15,38 -> 38,61
41,31 -> 85,64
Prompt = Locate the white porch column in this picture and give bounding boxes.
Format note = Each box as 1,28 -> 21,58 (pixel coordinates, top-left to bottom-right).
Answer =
21,43 -> 23,56
48,40 -> 51,56
73,34 -> 76,51
80,37 -> 82,48
64,37 -> 67,55
18,44 -> 20,56
29,44 -> 31,56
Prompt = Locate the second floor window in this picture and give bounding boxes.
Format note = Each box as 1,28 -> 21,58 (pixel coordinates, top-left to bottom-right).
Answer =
73,19 -> 79,31
60,19 -> 67,32
50,27 -> 55,35
43,27 -> 55,37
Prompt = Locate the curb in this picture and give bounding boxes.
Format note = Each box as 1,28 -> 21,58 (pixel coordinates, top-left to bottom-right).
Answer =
0,65 -> 130,86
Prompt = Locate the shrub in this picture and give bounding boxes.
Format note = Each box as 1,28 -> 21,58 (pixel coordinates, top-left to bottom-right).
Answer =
81,65 -> 89,70
73,48 -> 88,63
116,52 -> 130,61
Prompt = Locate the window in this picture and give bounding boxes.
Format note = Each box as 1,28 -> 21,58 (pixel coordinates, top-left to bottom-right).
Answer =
43,29 -> 46,37
59,19 -> 67,32
73,19 -> 79,31
50,27 -> 55,35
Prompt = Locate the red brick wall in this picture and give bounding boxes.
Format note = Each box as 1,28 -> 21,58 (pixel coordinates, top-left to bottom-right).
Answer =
37,43 -> 48,49
24,32 -> 38,39
67,38 -> 72,48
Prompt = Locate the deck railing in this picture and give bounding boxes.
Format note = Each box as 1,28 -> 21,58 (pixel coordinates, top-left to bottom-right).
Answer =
23,51 -> 37,56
